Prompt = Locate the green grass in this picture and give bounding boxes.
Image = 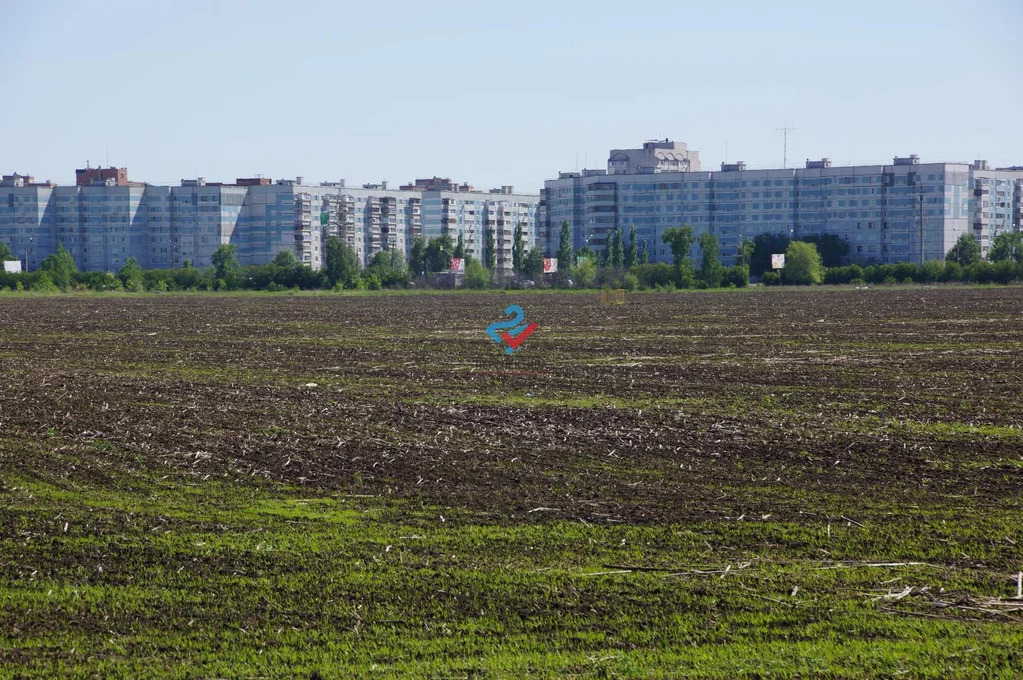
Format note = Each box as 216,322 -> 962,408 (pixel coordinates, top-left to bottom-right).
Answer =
2,461 -> 1022,679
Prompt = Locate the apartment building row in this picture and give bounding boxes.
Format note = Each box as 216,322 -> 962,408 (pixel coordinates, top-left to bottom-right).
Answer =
0,168 -> 540,273
539,140 -> 1023,266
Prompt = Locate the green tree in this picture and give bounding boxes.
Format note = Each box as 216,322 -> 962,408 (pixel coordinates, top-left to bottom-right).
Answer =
611,227 -> 625,269
571,257 -> 597,288
603,230 -> 615,268
725,265 -> 750,288
425,235 -> 454,273
661,225 -> 696,287
363,250 -> 408,288
512,223 -> 525,273
211,243 -> 239,285
750,233 -> 791,277
698,232 -> 723,288
946,233 -> 980,266
988,231 -> 1023,263
625,225 -> 638,268
556,220 -> 572,274
783,241 -> 824,285
0,242 -> 15,261
639,240 -> 649,265
409,235 -> 428,276
522,247 -> 544,280
39,243 -> 78,291
799,233 -> 850,268
453,233 -> 465,259
464,258 -> 490,289
30,270 -> 59,292
272,249 -> 299,268
661,226 -> 694,267
484,227 -> 497,271
324,236 -> 360,288
117,256 -> 145,292
736,237 -> 754,268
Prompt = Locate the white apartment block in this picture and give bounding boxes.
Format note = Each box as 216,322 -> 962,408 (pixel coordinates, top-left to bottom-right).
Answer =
0,171 -> 541,274
541,141 -> 1023,267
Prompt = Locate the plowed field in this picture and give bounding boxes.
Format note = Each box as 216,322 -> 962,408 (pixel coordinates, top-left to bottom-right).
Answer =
1,288 -> 1022,678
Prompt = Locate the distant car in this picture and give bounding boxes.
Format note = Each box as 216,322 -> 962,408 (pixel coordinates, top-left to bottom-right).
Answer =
521,280 -> 535,287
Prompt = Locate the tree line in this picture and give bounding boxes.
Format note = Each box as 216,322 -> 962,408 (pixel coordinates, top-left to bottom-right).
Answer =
2,227 -> 1021,293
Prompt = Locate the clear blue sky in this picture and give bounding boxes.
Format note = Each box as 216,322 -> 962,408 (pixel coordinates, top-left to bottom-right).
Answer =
2,0 -> 1021,192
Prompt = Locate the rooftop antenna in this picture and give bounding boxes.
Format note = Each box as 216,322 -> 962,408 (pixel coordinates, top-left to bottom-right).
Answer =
775,126 -> 796,168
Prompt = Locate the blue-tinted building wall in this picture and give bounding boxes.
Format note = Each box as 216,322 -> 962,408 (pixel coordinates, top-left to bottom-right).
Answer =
542,155 -> 991,267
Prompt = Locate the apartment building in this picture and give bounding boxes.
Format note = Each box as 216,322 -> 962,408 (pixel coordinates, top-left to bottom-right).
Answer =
971,161 -> 1023,256
0,169 -> 541,274
541,141 -> 1023,267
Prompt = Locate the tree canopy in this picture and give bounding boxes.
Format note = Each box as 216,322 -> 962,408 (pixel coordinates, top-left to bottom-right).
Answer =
211,244 -> 239,282
39,244 -> 78,291
783,241 -> 824,285
698,232 -> 723,288
324,236 -> 360,288
272,249 -> 299,268
946,233 -> 980,266
988,232 -> 1023,263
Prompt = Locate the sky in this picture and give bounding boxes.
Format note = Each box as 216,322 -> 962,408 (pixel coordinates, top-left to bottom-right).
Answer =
2,0 -> 1022,193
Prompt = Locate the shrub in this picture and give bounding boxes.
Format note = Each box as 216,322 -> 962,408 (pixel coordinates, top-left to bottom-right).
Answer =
920,260 -> 944,283
634,263 -> 675,289
464,259 -> 490,289
940,261 -> 964,282
30,271 -> 59,292
992,259 -> 1016,284
782,241 -> 824,285
724,265 -> 749,288
762,271 -> 781,286
824,264 -> 863,285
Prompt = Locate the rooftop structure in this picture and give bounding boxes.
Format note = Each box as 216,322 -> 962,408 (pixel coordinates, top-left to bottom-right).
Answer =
608,139 -> 701,175
400,177 -> 475,192
75,165 -> 143,187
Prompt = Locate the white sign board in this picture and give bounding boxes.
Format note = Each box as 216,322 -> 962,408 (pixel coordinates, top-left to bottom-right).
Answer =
771,254 -> 785,270
543,258 -> 558,273
449,258 -> 465,273
3,261 -> 22,274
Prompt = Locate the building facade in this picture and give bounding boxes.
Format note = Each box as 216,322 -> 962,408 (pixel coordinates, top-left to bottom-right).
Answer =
541,141 -> 1023,267
0,170 -> 540,274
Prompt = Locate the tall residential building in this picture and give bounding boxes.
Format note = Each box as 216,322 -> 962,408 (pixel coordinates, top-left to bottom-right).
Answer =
541,141 -> 1023,267
970,160 -> 1023,256
0,169 -> 540,274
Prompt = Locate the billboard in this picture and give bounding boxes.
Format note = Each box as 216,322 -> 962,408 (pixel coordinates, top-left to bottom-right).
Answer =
3,261 -> 21,274
449,258 -> 465,273
543,258 -> 558,273
771,254 -> 785,270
